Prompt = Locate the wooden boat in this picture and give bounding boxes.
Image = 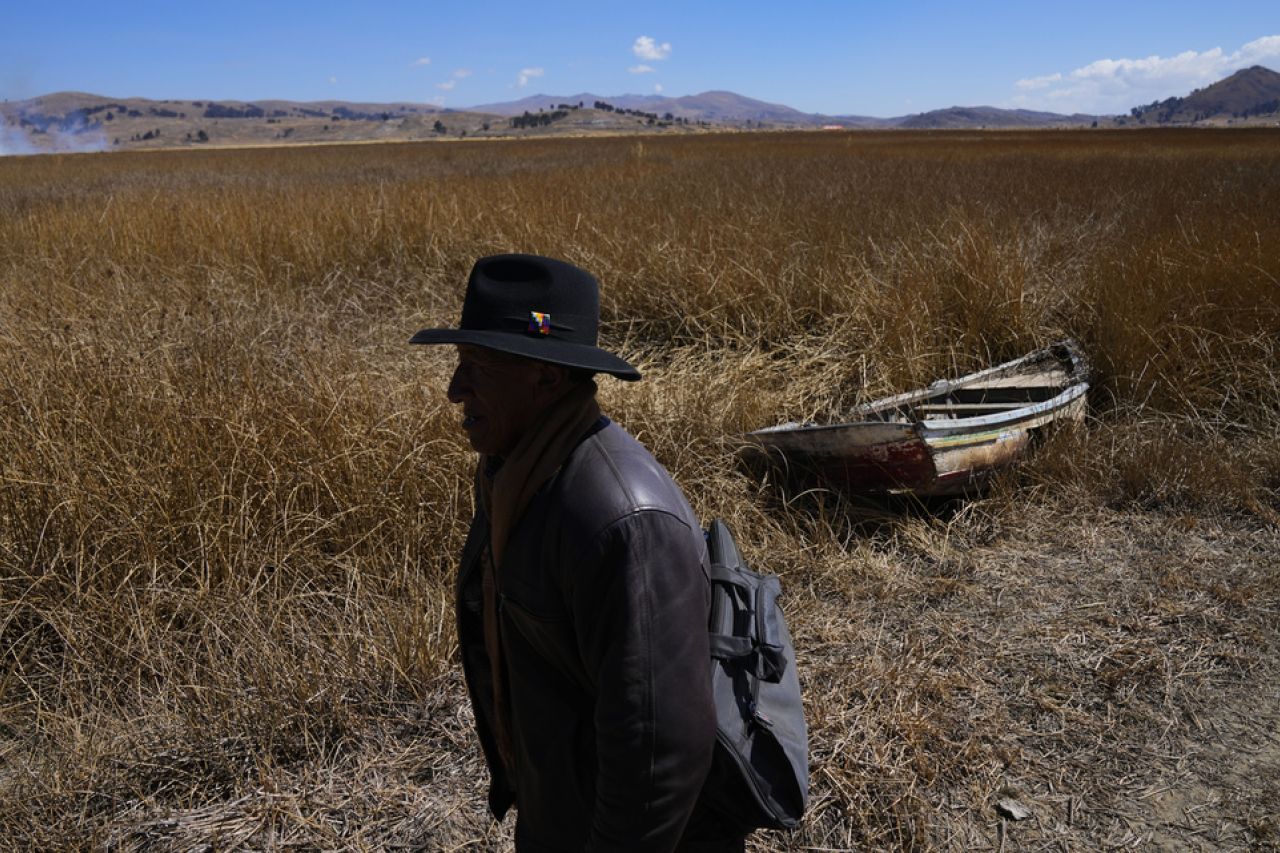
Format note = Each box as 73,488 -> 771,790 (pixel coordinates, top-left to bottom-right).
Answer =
744,341 -> 1089,497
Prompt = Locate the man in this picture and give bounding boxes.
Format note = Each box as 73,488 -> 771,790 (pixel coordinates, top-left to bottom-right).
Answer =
411,254 -> 743,852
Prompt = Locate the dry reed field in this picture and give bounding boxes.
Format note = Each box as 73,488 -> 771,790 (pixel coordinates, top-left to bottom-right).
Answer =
2,129 -> 1278,850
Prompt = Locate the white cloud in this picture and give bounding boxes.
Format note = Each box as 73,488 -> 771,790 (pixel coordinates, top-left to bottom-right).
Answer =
434,70 -> 471,91
633,36 -> 672,61
517,67 -> 544,88
654,83 -> 663,93
1240,34 -> 1280,64
430,95 -> 446,107
328,75 -> 338,84
411,57 -> 432,67
1009,35 -> 1280,114
628,64 -> 655,74
1015,72 -> 1061,91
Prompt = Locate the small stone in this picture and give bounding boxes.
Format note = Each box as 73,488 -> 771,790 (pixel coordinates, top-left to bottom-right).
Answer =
997,797 -> 1032,821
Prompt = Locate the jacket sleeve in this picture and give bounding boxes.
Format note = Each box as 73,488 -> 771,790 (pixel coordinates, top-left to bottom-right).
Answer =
569,509 -> 716,853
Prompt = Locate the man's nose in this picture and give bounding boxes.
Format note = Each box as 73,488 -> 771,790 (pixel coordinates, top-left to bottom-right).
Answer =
446,365 -> 469,403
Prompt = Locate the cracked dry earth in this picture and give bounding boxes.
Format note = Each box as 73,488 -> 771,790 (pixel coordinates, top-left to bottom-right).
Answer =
870,506 -> 1280,853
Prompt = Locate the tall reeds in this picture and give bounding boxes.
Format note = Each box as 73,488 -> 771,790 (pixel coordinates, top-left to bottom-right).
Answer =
2,129 -> 1277,849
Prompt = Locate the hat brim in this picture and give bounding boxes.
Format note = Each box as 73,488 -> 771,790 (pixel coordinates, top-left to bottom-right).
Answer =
410,328 -> 642,381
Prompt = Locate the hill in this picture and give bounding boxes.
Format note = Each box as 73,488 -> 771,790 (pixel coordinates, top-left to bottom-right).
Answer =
1129,65 -> 1280,124
468,92 -> 1093,129
0,92 -> 730,155
0,93 -> 454,154
470,90 -> 845,126
896,105 -> 1100,129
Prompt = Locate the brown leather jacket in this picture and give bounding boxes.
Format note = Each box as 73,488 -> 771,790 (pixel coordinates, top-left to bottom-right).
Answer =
456,418 -> 718,851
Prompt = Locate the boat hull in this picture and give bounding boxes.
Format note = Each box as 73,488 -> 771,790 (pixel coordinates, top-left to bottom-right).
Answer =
744,342 -> 1089,497
750,422 -> 939,494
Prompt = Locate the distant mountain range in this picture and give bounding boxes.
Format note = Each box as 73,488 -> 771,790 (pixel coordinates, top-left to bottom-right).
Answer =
2,65 -> 1277,155
472,66 -> 1280,129
470,90 -> 1103,129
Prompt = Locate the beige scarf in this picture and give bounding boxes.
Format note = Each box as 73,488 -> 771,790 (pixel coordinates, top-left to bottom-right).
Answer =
475,379 -> 601,772
478,379 -> 602,569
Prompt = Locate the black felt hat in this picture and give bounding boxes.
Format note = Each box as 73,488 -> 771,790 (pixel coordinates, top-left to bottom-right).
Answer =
409,254 -> 641,381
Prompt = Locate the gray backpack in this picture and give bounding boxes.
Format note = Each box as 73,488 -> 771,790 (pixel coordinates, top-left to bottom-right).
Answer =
701,519 -> 809,832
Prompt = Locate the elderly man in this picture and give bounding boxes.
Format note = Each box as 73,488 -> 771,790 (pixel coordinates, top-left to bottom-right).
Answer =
411,254 -> 743,852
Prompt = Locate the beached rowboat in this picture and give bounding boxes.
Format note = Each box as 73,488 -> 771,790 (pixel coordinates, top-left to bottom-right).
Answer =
744,341 -> 1089,497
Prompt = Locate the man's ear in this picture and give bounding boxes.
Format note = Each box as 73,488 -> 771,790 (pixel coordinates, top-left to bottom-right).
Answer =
534,362 -> 573,392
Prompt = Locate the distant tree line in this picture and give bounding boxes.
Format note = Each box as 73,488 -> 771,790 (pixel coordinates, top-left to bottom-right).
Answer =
81,103 -> 127,116
591,100 -> 662,121
589,100 -> 690,125
510,109 -> 569,129
331,106 -> 397,121
198,102 -> 402,122
19,103 -> 193,132
203,102 -> 266,119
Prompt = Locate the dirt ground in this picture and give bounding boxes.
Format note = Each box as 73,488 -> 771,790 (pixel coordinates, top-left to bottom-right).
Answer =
905,506 -> 1280,852
88,501 -> 1278,852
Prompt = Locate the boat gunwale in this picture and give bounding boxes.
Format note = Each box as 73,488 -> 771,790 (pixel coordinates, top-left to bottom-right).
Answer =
914,382 -> 1089,436
745,340 -> 1089,444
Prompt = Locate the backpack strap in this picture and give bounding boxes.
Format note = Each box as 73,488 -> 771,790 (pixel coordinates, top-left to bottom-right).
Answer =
707,564 -> 788,683
753,575 -> 787,683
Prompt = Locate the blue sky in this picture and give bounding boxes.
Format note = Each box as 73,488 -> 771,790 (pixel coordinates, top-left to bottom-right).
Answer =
2,1 -> 1277,116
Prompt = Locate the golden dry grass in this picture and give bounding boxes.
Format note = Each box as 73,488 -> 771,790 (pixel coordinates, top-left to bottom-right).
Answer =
1,129 -> 1278,850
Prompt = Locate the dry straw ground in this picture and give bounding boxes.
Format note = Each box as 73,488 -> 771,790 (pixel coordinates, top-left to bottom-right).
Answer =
1,129 -> 1278,850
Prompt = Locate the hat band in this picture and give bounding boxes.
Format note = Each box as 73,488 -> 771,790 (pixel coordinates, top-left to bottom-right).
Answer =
482,313 -> 584,337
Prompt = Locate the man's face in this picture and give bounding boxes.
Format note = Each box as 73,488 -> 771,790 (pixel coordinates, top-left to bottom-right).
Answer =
446,345 -> 551,456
